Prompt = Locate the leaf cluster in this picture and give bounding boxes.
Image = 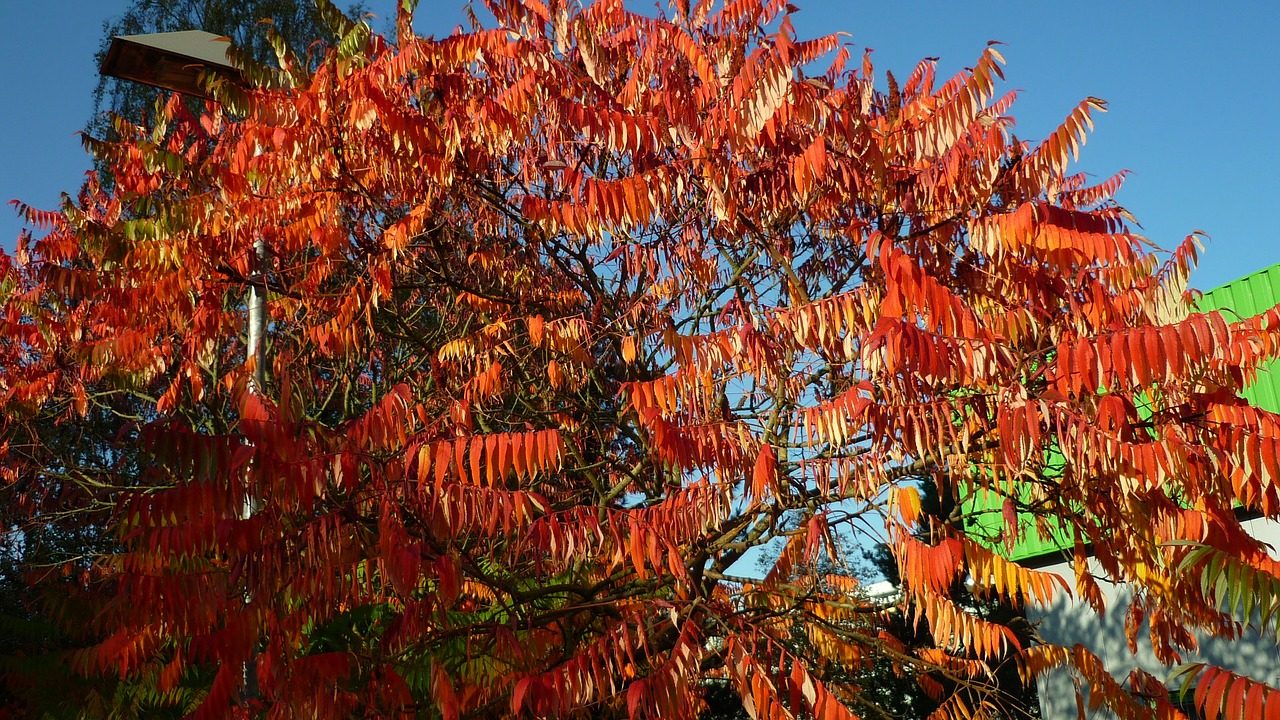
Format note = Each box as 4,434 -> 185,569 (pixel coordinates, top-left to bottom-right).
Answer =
4,0 -> 1280,718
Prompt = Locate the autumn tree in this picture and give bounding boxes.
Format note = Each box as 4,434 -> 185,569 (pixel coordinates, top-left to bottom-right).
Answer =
6,0 -> 1280,718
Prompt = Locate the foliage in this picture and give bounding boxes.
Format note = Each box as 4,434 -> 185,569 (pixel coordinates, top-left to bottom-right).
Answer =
865,477 -> 1041,718
6,0 -> 1280,717
5,3 -> 359,716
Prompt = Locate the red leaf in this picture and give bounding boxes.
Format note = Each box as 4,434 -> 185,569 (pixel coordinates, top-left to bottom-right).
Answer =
753,443 -> 777,499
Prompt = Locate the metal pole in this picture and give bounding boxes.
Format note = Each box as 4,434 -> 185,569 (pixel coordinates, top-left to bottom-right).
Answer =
246,237 -> 267,395
240,180 -> 267,705
236,237 -> 266,700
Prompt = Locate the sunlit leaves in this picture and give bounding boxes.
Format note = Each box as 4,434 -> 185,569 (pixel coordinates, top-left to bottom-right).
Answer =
6,0 -> 1280,718
1172,664 -> 1280,720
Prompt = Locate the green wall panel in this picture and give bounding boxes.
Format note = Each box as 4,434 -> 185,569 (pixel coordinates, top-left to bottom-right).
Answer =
964,263 -> 1280,562
1197,262 -> 1280,413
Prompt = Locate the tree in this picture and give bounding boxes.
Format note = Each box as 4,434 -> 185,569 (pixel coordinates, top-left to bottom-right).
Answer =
4,3 -> 362,717
6,0 -> 1280,718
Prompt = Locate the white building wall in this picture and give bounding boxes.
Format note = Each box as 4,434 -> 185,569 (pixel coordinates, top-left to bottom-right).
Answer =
1028,517 -> 1280,719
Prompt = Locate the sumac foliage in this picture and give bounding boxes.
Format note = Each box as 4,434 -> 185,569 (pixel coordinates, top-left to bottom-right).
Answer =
4,0 -> 1280,718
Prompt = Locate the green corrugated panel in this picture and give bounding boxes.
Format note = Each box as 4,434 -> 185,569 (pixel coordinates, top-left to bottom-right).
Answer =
1196,261 -> 1280,413
964,262 -> 1280,562
963,478 -> 1072,562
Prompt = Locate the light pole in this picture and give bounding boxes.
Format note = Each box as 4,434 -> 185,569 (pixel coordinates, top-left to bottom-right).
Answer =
101,30 -> 265,701
100,30 -> 267,392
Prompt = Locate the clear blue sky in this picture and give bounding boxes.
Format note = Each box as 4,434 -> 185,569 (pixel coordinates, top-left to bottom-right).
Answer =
2,1 -> 1277,291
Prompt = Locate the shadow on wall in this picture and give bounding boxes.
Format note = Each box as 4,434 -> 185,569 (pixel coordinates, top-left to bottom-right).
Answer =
1030,518 -> 1280,719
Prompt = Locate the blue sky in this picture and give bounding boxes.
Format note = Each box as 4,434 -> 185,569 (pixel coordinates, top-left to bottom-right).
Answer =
2,1 -> 1277,291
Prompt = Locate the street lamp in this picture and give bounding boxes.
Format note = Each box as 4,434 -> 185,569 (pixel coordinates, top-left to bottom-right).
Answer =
101,30 -> 266,392
100,30 -> 243,100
